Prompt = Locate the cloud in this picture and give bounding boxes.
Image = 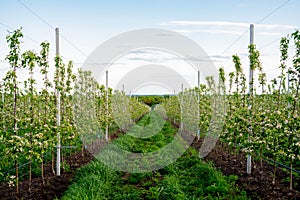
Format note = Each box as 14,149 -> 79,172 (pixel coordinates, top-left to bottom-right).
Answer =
162,21 -> 250,28
236,3 -> 248,8
174,29 -> 243,35
161,21 -> 299,37
163,21 -> 299,30
210,55 -> 232,60
175,29 -> 290,37
256,24 -> 298,30
257,32 -> 283,36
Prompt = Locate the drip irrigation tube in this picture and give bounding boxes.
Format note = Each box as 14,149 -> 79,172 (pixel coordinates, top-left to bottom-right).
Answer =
266,158 -> 300,174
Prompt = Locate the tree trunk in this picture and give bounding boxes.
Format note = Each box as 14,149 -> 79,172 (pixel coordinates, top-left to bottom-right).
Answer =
29,160 -> 32,191
15,160 -> 19,193
260,147 -> 263,169
52,150 -> 55,175
272,160 -> 277,185
290,162 -> 293,190
41,157 -> 45,186
82,143 -> 85,157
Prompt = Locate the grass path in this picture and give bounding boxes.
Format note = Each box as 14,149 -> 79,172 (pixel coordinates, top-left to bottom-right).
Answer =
60,111 -> 248,200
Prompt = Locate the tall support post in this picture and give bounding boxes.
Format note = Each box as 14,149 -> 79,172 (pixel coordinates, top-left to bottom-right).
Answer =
197,71 -> 200,89
105,70 -> 109,142
173,89 -> 176,124
180,83 -> 184,130
287,67 -> 292,189
197,71 -> 200,137
1,81 -> 4,103
1,81 -> 4,130
247,24 -> 254,174
287,67 -> 291,116
55,28 -> 61,176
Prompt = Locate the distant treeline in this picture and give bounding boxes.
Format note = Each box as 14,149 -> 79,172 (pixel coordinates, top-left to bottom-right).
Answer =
133,95 -> 170,107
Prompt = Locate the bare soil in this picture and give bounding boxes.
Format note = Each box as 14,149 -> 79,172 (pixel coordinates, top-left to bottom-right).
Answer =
192,139 -> 300,200
1,129 -> 299,199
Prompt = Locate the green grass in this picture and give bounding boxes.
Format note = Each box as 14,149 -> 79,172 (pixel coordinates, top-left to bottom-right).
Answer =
113,111 -> 174,153
60,112 -> 248,200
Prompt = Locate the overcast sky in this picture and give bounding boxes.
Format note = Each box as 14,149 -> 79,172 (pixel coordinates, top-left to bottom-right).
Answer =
0,0 -> 299,94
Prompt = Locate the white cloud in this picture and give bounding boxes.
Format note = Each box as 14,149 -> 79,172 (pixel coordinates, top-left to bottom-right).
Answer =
163,20 -> 299,30
174,29 -> 243,35
256,32 -> 284,36
163,21 -> 249,28
236,3 -> 248,8
175,29 -> 287,37
256,24 -> 298,30
161,21 -> 299,38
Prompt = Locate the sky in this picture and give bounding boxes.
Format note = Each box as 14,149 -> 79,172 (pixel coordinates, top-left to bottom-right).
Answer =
0,0 -> 299,94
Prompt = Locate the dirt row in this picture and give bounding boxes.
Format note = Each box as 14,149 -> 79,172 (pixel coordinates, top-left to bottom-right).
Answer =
1,130 -> 299,199
0,150 -> 93,200
192,139 -> 300,200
